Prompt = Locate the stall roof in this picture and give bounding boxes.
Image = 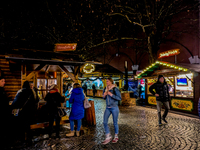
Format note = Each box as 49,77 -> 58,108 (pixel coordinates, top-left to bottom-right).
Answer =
136,61 -> 199,79
95,64 -> 123,74
5,56 -> 102,66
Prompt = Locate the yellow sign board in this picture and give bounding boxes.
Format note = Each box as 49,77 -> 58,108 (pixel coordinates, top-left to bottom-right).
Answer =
148,96 -> 157,105
171,99 -> 193,111
82,72 -> 100,78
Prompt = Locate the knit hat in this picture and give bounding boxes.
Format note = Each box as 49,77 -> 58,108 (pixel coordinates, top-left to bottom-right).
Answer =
157,74 -> 166,83
49,84 -> 58,90
158,75 -> 164,80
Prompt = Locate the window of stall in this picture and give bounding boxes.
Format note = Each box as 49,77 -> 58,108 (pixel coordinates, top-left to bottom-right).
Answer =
175,73 -> 194,98
83,77 -> 104,90
37,72 -> 57,100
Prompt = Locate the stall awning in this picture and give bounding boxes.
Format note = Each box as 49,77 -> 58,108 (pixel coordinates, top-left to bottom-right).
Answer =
5,56 -> 102,66
136,61 -> 198,79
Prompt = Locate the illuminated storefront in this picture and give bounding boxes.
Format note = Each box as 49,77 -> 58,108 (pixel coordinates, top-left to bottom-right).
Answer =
136,60 -> 200,115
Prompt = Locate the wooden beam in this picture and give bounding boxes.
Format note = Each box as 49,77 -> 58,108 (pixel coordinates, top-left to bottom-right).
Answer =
21,64 -> 26,87
74,65 -> 81,75
25,64 -> 46,81
45,65 -> 51,73
58,65 -> 76,82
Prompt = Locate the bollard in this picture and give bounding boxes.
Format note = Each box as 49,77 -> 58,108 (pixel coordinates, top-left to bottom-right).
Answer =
85,100 -> 96,126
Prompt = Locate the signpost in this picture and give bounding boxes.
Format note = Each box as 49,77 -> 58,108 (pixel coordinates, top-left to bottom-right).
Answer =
158,49 -> 180,63
54,43 -> 77,52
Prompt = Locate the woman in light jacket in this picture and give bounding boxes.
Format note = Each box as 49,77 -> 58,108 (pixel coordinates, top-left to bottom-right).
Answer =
102,78 -> 121,144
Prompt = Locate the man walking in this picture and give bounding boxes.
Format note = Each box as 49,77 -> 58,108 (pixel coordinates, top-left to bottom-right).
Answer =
149,75 -> 170,126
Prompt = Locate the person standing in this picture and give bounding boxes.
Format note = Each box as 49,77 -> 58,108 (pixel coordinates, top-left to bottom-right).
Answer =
102,78 -> 121,144
0,76 -> 12,149
92,84 -> 96,98
66,83 -> 85,137
30,81 -> 39,110
82,83 -> 87,96
45,84 -> 65,139
149,75 -> 170,126
12,81 -> 37,145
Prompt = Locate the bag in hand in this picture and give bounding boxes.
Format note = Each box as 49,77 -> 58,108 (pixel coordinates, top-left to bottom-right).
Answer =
58,107 -> 67,117
84,97 -> 91,109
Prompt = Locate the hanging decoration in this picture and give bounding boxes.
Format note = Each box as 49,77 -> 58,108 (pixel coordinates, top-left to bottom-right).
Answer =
83,63 -> 95,74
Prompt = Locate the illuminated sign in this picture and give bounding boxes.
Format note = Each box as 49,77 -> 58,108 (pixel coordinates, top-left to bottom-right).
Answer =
171,99 -> 193,111
83,63 -> 95,74
148,96 -> 157,105
159,49 -> 180,58
54,43 -> 77,52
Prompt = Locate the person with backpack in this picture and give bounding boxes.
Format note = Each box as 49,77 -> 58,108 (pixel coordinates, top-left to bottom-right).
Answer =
102,78 -> 121,145
149,75 -> 170,126
12,81 -> 37,145
45,84 -> 65,139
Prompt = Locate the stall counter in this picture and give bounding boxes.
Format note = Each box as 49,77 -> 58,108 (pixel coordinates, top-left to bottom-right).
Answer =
87,89 -> 103,97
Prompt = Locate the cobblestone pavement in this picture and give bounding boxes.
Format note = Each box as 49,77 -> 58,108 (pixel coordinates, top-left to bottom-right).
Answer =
19,98 -> 200,150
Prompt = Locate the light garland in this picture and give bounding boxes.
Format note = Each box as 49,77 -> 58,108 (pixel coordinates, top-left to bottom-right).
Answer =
135,61 -> 188,79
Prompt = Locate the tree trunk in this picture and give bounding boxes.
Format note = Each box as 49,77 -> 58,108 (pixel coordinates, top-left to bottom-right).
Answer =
147,36 -> 155,64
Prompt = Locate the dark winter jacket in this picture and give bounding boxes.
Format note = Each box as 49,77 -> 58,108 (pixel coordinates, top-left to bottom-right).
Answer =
149,80 -> 170,102
0,87 -> 11,120
45,90 -> 65,115
12,88 -> 37,117
69,87 -> 85,120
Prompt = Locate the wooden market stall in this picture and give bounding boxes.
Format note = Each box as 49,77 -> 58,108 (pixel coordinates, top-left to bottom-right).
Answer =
0,55 -> 102,128
136,60 -> 200,115
80,64 -> 124,97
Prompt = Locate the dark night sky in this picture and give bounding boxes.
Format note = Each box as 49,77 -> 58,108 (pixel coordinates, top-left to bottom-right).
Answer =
0,0 -> 198,61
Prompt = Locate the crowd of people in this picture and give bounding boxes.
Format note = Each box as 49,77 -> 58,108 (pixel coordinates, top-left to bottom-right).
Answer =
1,74 -> 170,149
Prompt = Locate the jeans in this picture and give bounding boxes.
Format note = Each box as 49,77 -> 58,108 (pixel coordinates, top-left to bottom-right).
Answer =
156,101 -> 170,122
70,119 -> 82,131
103,107 -> 119,134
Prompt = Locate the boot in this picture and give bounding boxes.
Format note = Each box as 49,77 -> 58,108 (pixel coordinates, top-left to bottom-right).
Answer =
158,112 -> 162,126
163,109 -> 168,119
66,131 -> 75,137
76,131 -> 80,137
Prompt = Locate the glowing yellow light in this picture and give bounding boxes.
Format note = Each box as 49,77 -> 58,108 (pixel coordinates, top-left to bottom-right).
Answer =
83,63 -> 95,73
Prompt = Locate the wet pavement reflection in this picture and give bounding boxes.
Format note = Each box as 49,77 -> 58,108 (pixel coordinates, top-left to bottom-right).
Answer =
14,98 -> 200,150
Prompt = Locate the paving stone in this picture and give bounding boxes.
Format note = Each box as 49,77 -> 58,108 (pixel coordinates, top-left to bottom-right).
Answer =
12,98 -> 200,150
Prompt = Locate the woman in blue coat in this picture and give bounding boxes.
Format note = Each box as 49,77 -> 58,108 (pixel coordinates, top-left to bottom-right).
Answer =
66,83 -> 85,137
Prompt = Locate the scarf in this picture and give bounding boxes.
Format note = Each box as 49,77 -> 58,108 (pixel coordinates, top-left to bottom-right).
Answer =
49,89 -> 58,94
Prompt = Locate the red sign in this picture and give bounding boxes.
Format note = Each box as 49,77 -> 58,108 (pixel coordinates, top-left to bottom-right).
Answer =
54,43 -> 77,52
158,49 -> 180,58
